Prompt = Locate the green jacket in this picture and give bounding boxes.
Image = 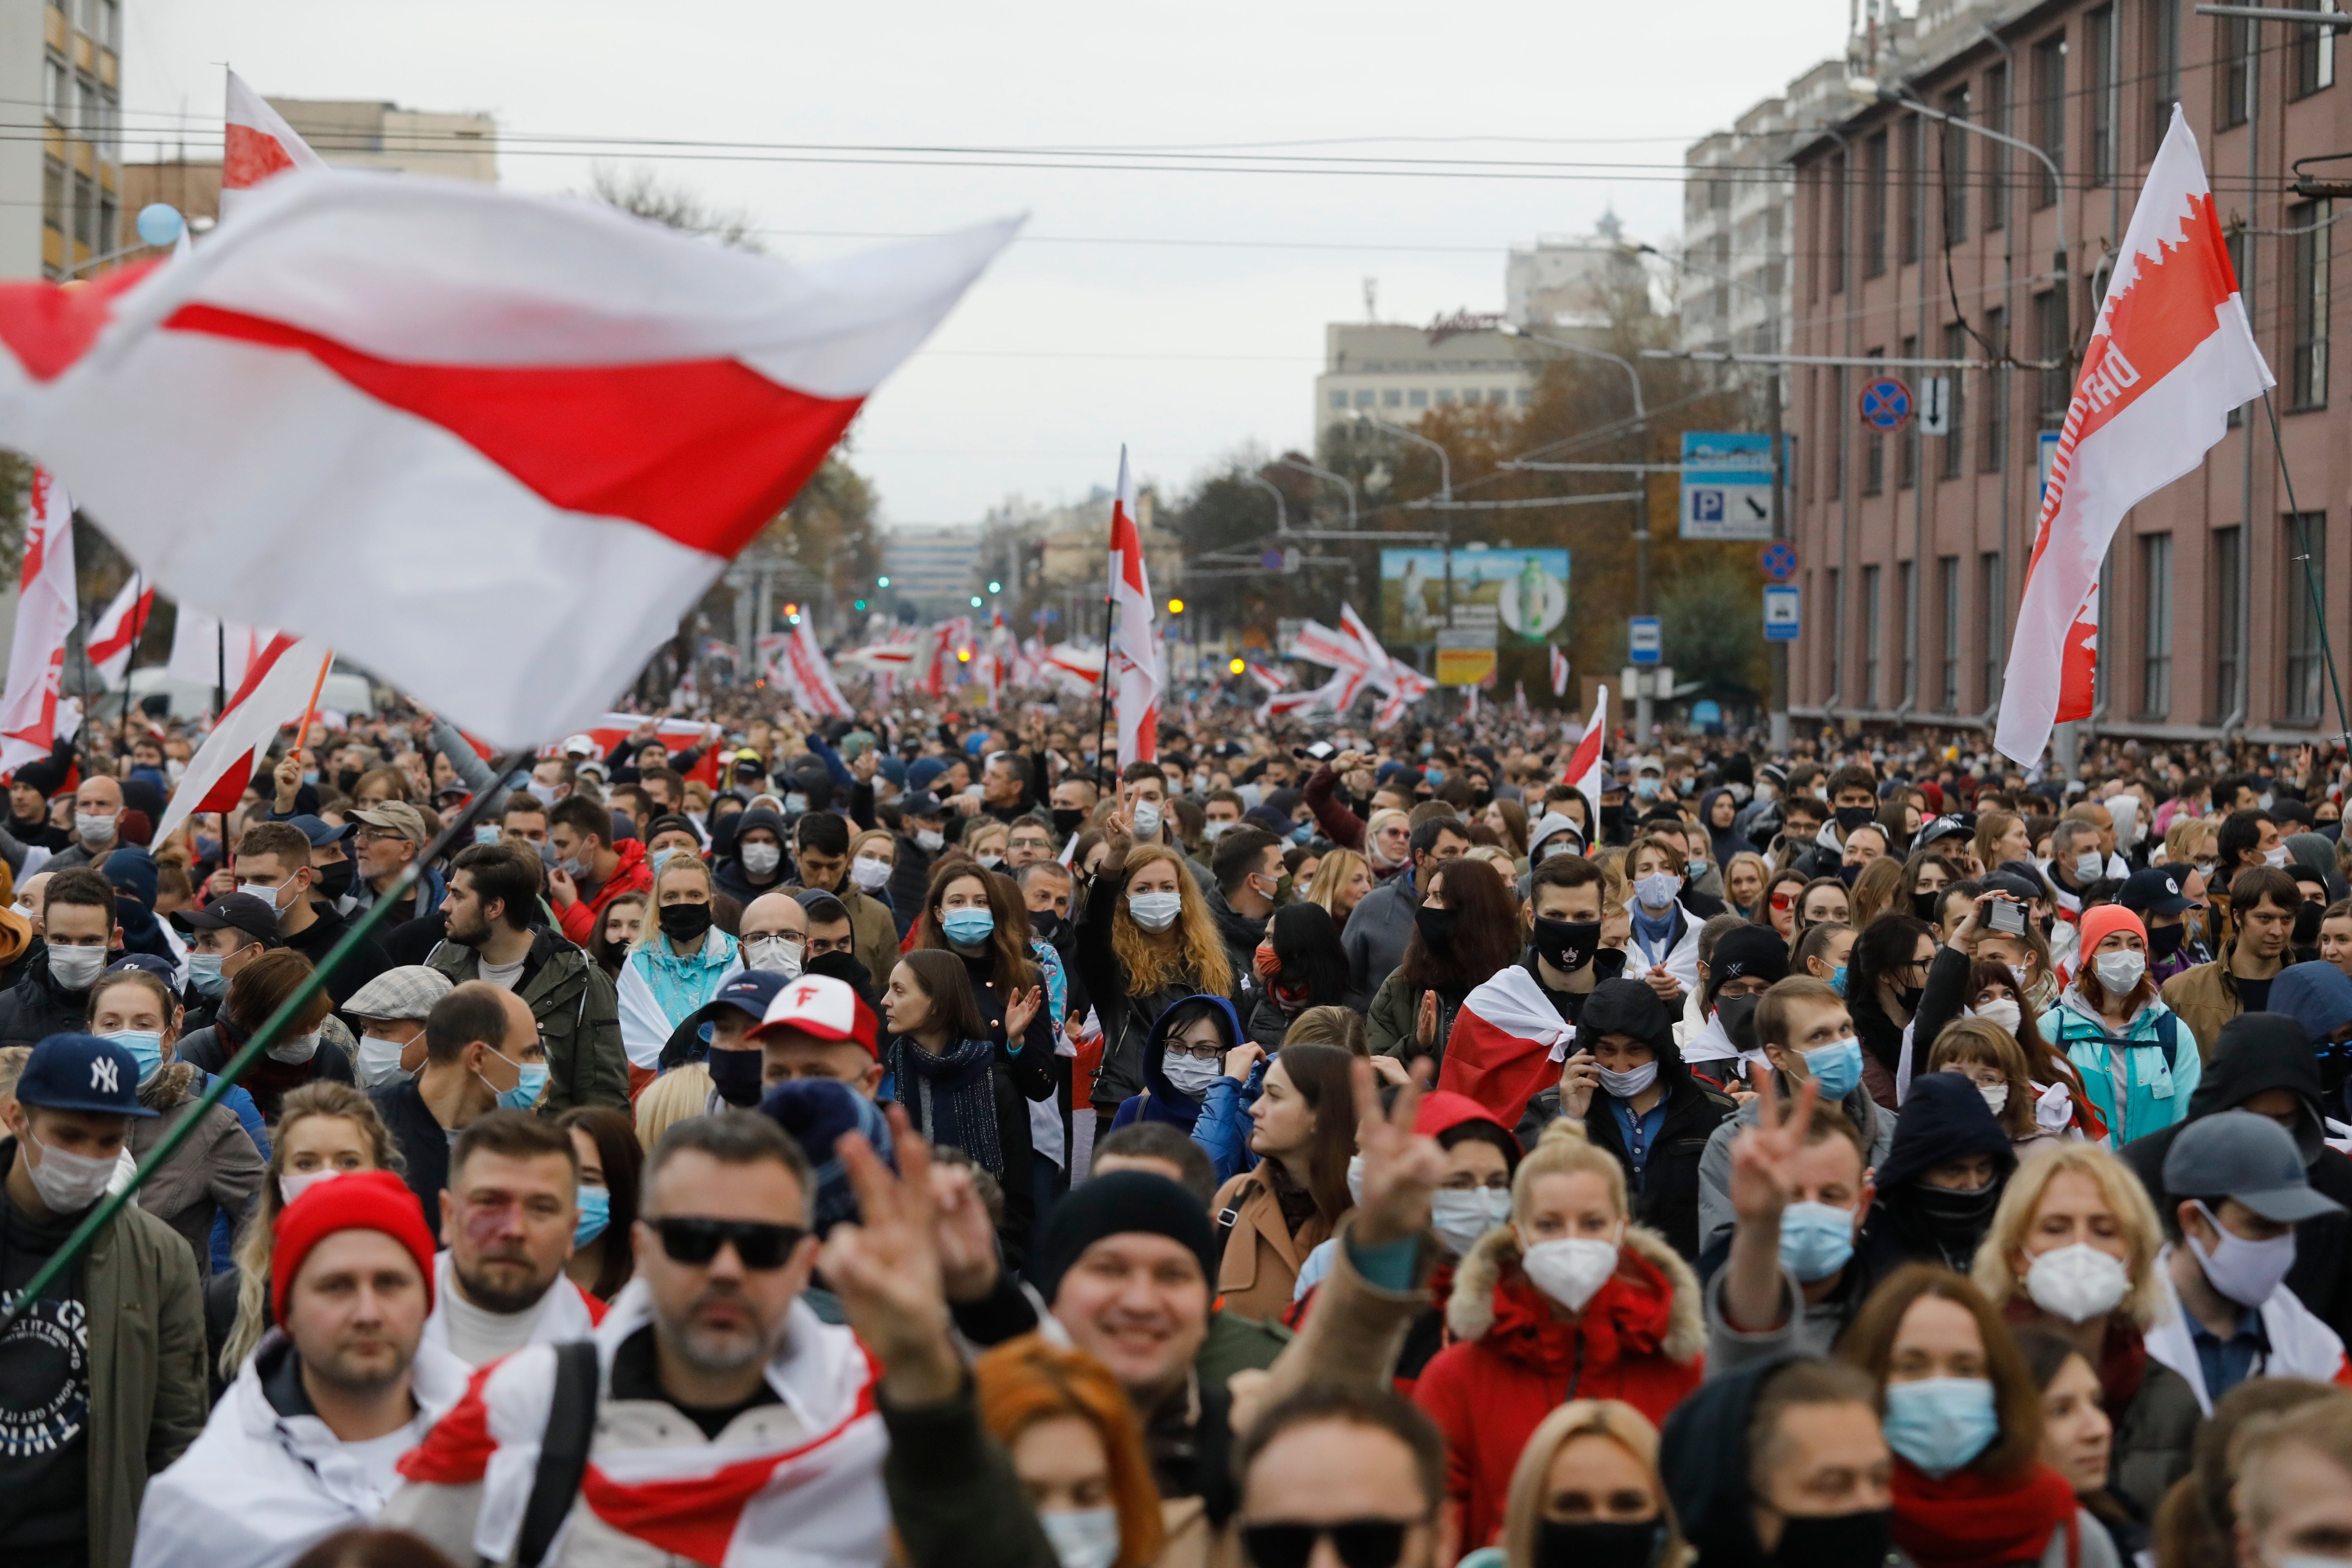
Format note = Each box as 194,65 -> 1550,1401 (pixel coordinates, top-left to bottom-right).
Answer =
427,927 -> 629,1111
1366,969 -> 1462,1065
2,1138 -> 209,1568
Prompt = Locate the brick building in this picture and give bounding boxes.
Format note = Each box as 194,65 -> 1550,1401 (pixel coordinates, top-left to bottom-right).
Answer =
1787,0 -> 2346,746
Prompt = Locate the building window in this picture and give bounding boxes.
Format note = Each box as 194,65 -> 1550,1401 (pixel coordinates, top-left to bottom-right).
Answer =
2213,526 -> 2242,721
1939,556 -> 1962,711
2286,512 -> 2328,721
1409,388 -> 1428,408
1436,389 -> 1455,405
42,158 -> 64,236
2090,7 -> 2120,187
1981,307 -> 2008,471
1898,335 -> 1920,489
2219,15 -> 2253,128
2035,289 -> 2071,428
1941,90 -> 1970,244
1515,388 -> 1532,406
96,192 -> 114,256
1985,64 -> 2010,231
1941,324 -> 1969,479
2149,0 -> 2181,149
1353,390 -> 1374,408
2033,34 -> 2066,208
72,172 -> 93,249
2291,200 -> 2330,408
1862,565 -> 1883,707
1865,131 -> 1889,278
1381,388 -> 1402,407
1899,560 -> 1918,705
2140,533 -> 2173,716
1830,154 -> 1848,293
1902,116 -> 1924,265
1328,391 -> 1347,411
1490,388 -> 1508,405
1981,551 -> 2006,706
2295,0 -> 2338,97
46,54 -> 69,125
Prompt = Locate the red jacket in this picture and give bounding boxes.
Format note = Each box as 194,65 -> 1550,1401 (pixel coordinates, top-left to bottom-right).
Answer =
555,836 -> 652,947
1411,1223 -> 1704,1554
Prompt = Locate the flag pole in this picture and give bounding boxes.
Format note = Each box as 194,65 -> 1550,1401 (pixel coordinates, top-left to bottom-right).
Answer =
2261,391 -> 2352,755
1093,589 -> 1117,780
289,646 -> 334,769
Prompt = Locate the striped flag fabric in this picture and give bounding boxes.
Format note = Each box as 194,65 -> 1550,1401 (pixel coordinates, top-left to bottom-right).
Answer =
1550,645 -> 1571,698
1438,965 -> 1578,1130
155,635 -> 334,840
1107,448 -> 1160,766
87,572 -> 153,688
776,620 -> 853,719
0,469 -> 77,780
1563,684 -> 1609,806
219,70 -> 328,221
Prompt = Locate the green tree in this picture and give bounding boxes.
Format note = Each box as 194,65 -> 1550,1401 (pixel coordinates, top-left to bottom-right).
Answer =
1657,551 -> 1767,705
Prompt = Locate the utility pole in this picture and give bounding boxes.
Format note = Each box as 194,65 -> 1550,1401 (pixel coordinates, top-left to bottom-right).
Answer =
1767,357 -> 1790,755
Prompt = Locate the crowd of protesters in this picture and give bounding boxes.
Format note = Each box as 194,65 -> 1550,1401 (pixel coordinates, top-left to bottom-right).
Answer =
4,690 -> 2352,1568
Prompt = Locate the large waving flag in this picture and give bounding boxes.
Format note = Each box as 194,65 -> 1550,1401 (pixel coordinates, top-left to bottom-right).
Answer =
155,636 -> 334,840
1995,106 -> 2272,763
220,70 -> 328,220
0,469 -> 77,780
1563,684 -> 1609,806
87,572 -> 152,688
1107,448 -> 1160,766
1439,966 -> 1578,1131
776,619 -> 853,719
0,172 -> 1014,749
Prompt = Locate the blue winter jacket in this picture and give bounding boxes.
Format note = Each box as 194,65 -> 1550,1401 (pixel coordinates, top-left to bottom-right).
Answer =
1108,993 -> 1245,1145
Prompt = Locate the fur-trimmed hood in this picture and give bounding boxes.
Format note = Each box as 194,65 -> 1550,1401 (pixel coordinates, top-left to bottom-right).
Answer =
137,1058 -> 206,1112
1444,1218 -> 1705,1364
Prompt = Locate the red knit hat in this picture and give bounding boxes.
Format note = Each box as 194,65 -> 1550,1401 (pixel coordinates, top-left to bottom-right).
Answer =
2077,904 -> 2148,960
271,1169 -> 437,1323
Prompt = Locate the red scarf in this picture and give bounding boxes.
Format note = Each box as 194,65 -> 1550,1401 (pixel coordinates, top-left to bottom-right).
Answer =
1892,1458 -> 2081,1568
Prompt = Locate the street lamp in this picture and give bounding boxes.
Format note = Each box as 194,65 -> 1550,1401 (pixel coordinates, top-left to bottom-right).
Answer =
1240,471 -> 1289,534
1348,408 -> 1456,634
1846,75 -> 2067,281
1270,456 -> 1358,530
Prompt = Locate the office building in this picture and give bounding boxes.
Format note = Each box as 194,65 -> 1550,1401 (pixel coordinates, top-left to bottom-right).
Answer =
0,0 -> 125,281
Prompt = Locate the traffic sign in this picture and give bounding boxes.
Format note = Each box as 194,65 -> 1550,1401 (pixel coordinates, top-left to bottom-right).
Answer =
1679,431 -> 1774,541
2038,430 -> 2061,506
1858,376 -> 1913,432
1918,375 -> 1952,436
1629,616 -> 1662,664
1760,541 -> 1799,582
1764,585 -> 1801,642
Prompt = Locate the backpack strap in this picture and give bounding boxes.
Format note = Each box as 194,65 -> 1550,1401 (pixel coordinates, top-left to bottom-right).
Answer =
506,1339 -> 601,1568
2154,1011 -> 2180,1073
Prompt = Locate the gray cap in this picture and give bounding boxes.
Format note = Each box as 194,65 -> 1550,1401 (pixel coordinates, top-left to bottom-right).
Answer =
2164,1110 -> 2348,1224
343,965 -> 455,1023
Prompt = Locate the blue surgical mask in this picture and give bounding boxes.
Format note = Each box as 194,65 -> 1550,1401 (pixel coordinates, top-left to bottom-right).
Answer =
1801,1037 -> 1864,1101
941,908 -> 996,946
474,824 -> 501,846
574,1185 -> 611,1248
1883,1378 -> 2000,1476
187,953 -> 227,1000
483,1054 -> 548,1112
105,1029 -> 165,1082
1777,1200 -> 1857,1282
1829,964 -> 1849,997
1290,824 -> 1311,845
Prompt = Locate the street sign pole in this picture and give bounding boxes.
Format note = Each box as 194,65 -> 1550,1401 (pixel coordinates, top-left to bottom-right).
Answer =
1767,363 -> 1790,754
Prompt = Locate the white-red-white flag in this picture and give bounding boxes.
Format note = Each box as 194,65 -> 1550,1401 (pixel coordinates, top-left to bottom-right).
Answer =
1563,684 -> 1609,806
0,469 -> 76,780
1440,965 -> 1580,1130
0,172 -> 1014,748
777,620 -> 853,719
1245,661 -> 1292,693
220,70 -> 328,221
1107,448 -> 1160,766
165,607 -> 274,698
1550,645 -> 1571,698
1995,106 -> 2272,764
87,572 -> 152,688
155,635 -> 333,841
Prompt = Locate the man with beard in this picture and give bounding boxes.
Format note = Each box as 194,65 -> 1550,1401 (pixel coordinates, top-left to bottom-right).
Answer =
420,1102 -> 604,1367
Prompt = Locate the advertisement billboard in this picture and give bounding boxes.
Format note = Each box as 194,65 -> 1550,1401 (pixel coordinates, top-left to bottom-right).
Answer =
1379,547 -> 1569,645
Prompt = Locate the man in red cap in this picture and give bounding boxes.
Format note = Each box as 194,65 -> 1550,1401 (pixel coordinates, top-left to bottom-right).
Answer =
750,972 -> 883,1100
132,1170 -> 468,1568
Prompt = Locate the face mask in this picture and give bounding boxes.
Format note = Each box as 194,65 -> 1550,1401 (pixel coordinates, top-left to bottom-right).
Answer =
706,1046 -> 764,1107
1052,807 -> 1085,837
186,952 -> 228,1000
1882,1377 -> 2000,1476
1801,1037 -> 1864,1101
740,843 -> 783,878
1597,1061 -> 1659,1098
1977,1082 -> 2009,1114
279,1166 -> 346,1206
495,1060 -> 548,1112
574,1185 -> 612,1248
1131,803 -> 1162,840
1038,1506 -> 1121,1568
267,1029 -> 322,1065
75,811 -> 118,845
526,781 -> 561,809
1770,1510 -> 1891,1568
1836,863 -> 1862,887
2025,1242 -> 2130,1322
1634,776 -> 1661,800
2267,844 -> 2292,868
912,827 -> 945,854
1430,1188 -> 1512,1256
1533,916 -> 1602,974
2093,949 -> 2146,994
1345,1153 -> 1366,1206
1202,820 -> 1231,843
1519,1231 -> 1620,1313
782,792 -> 810,816
1779,1200 -> 1857,1281
2004,962 -> 2030,992
942,908 -> 996,946
1834,805 -> 1876,835
2261,791 -> 2278,812
850,855 -> 892,891
1828,964 -> 1848,997
105,1030 -> 164,1082
241,876 -> 306,924
553,849 -> 592,879
2189,1201 -> 2298,1306
312,860 -> 355,901
21,1129 -> 117,1213
1971,998 -> 2022,1035
474,823 -> 502,846
1161,1051 -> 1221,1097
1414,905 -> 1458,951
658,903 -> 714,944
2073,851 -> 2104,883
1912,891 -> 1943,925
47,944 -> 108,992
1633,871 -> 1681,910
1533,1519 -> 1661,1568
1128,891 -> 1183,933
357,1032 -> 416,1087
1685,857 -> 1710,882
2149,922 -> 2186,960
743,934 -> 805,978
1030,911 -> 1064,943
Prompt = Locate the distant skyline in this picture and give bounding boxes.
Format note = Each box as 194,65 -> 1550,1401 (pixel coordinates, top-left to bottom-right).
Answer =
125,0 -> 1847,527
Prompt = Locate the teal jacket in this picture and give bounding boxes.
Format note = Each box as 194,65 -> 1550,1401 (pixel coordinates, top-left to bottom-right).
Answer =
2041,985 -> 2199,1147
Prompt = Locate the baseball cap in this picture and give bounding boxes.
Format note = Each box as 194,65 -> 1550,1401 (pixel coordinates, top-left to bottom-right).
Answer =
691,970 -> 795,1030
344,965 -> 455,1023
16,1033 -> 157,1117
750,973 -> 880,1058
2120,866 -> 2194,918
104,954 -> 177,983
178,891 -> 286,949
2164,1110 -> 2347,1223
283,814 -> 357,848
350,803 -> 432,847
1914,813 -> 1975,851
899,790 -> 946,822
560,733 -> 600,758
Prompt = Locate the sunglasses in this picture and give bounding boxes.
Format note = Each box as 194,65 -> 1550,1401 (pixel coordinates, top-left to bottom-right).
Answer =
646,1216 -> 808,1270
1770,890 -> 1797,911
1240,1521 -> 1413,1568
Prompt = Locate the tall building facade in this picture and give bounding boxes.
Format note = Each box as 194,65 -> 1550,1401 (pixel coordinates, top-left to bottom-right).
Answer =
0,0 -> 124,281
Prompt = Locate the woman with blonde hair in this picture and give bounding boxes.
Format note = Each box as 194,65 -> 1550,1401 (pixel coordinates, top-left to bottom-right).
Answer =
1364,806 -> 1413,878
1967,1144 -> 2196,1514
1468,1399 -> 1692,1568
1847,853 -> 1908,932
1722,851 -> 1771,923
1483,798 -> 1531,867
1075,813 -> 1235,1139
1305,845 -> 1375,932
1924,1017 -> 2061,1155
972,1335 -> 1165,1568
1976,808 -> 2033,874
618,852 -> 741,1072
634,1061 -> 713,1146
962,817 -> 1011,871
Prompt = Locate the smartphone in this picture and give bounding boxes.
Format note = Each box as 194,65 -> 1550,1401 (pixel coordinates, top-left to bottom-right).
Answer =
1986,899 -> 2026,935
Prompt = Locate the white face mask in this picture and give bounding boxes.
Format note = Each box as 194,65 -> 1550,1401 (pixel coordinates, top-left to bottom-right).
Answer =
1160,1052 -> 1220,1097
1037,1507 -> 1121,1568
740,843 -> 783,878
743,934 -> 805,978
22,1128 -> 118,1212
267,1030 -> 322,1065
46,944 -> 108,992
1131,803 -> 1162,841
2093,950 -> 2147,995
2025,1242 -> 2130,1323
850,855 -> 892,891
356,1031 -> 416,1088
2189,1202 -> 2298,1307
1127,891 -> 1183,932
1977,1081 -> 2010,1114
1517,1228 -> 1621,1313
279,1166 -> 346,1207
1971,998 -> 2023,1035
2073,851 -> 2104,882
1345,1152 -> 1366,1206
2266,844 -> 2292,868
75,811 -> 117,845
1431,1188 -> 1512,1256
914,828 -> 945,854
1596,1061 -> 1659,1098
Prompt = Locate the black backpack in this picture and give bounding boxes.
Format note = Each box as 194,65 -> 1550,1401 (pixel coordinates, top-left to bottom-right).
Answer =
504,1340 -> 601,1568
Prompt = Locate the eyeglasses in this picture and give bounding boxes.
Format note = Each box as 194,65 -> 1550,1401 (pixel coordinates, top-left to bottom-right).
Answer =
1239,1521 -> 1414,1568
1770,890 -> 1797,911
646,1216 -> 808,1269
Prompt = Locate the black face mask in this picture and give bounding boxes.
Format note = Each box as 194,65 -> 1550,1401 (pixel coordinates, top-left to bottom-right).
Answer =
1533,1519 -> 1661,1568
1052,807 -> 1085,837
705,1045 -> 764,1107
1029,911 -> 1064,943
1600,803 -> 1626,839
1414,905 -> 1458,952
1592,947 -> 1629,982
1895,984 -> 1925,1013
1911,891 -> 1941,924
1771,1508 -> 1893,1568
2297,899 -> 2325,945
658,903 -> 715,944
1834,805 -> 1876,835
2150,921 -> 2187,959
1909,1179 -> 2002,1247
312,860 -> 355,901
335,768 -> 362,794
1713,992 -> 1762,1052
1836,863 -> 1861,887
1532,916 -> 1602,975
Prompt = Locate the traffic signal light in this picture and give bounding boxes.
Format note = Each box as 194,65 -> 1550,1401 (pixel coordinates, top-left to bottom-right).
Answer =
1167,598 -> 1184,615
1228,657 -> 1245,674
854,599 -> 868,611
877,576 -> 891,588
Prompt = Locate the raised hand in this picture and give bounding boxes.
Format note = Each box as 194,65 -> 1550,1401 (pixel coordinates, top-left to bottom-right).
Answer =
928,1155 -> 1001,1302
1100,809 -> 1134,865
1415,989 -> 1440,1048
1350,1056 -> 1445,1246
545,866 -> 578,907
1558,1049 -> 1601,1120
820,1107 -> 961,1404
1726,1070 -> 1821,1226
1224,1040 -> 1267,1083
1002,985 -> 1043,1041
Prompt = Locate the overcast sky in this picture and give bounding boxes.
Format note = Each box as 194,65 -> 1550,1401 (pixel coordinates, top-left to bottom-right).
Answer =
126,1 -> 1848,530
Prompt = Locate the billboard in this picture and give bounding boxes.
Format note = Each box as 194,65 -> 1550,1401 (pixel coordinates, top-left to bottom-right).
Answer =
1379,547 -> 1569,646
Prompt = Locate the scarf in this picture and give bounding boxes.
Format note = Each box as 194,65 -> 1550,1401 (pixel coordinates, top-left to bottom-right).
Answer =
1631,903 -> 1679,964
884,1035 -> 1005,1179
632,929 -> 740,1027
1891,1458 -> 2080,1568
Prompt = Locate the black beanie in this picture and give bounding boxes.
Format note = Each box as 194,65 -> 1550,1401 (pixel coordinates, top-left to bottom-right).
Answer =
1035,1170 -> 1216,1306
1707,924 -> 1791,999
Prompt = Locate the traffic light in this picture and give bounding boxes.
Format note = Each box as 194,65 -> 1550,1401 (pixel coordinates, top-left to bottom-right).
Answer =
783,603 -> 798,617
854,599 -> 868,611
1228,657 -> 1245,674
988,581 -> 1002,594
1167,598 -> 1185,615
877,576 -> 891,588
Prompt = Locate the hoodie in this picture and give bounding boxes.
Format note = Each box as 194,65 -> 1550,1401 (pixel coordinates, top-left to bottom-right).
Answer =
1559,979 -> 1736,1261
2118,1010 -> 2352,1346
104,846 -> 179,972
1863,1072 -> 2018,1274
1659,1353 -> 1799,1568
1108,992 -> 1244,1144
2269,961 -> 2352,1101
1697,788 -> 1745,874
712,807 -> 791,904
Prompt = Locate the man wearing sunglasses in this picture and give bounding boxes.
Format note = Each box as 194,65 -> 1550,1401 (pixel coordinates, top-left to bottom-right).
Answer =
1232,1384 -> 1452,1568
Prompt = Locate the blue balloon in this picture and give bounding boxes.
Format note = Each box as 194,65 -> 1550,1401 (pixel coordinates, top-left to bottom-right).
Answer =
135,203 -> 184,248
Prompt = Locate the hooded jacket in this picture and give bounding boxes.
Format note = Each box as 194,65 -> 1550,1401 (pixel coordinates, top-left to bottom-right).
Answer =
1413,1220 -> 1705,1553
1863,1072 -> 2019,1275
126,1061 -> 266,1274
1659,1353 -> 1798,1568
1200,884 -> 1267,1010
552,835 -> 652,949
2118,1011 -> 2352,1345
2269,961 -> 2352,1099
712,807 -> 791,905
2043,982 -> 2197,1146
1568,979 -> 1737,1261
1107,992 -> 1241,1144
